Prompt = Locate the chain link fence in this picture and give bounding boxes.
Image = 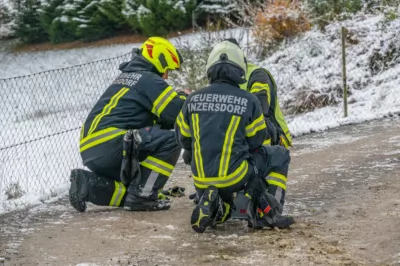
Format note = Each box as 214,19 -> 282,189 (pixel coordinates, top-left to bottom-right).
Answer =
0,52 -> 131,211
1,20 -> 400,212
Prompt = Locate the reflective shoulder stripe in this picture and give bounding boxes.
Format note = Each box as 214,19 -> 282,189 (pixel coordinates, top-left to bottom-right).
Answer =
192,113 -> 205,178
109,181 -> 126,207
88,87 -> 129,135
151,86 -> 178,117
140,156 -> 174,177
179,95 -> 186,100
193,160 -> 248,189
219,115 -> 241,177
245,114 -> 266,137
176,111 -> 191,137
80,127 -> 127,153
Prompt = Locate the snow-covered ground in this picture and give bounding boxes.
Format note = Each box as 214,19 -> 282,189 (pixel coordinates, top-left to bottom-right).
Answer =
0,14 -> 399,214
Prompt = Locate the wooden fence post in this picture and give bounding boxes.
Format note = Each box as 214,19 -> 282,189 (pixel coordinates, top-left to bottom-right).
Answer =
341,26 -> 348,118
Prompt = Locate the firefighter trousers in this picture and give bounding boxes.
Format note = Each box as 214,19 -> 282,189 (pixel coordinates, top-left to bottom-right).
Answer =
252,145 -> 290,207
81,126 -> 181,207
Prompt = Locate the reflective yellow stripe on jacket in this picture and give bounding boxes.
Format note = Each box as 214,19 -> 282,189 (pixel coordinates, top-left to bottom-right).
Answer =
88,87 -> 129,135
263,138 -> 272,146
176,111 -> 191,137
219,115 -> 241,177
250,82 -> 271,105
80,127 -> 127,153
193,160 -> 248,189
192,113 -> 205,178
245,114 -> 266,137
151,86 -> 178,117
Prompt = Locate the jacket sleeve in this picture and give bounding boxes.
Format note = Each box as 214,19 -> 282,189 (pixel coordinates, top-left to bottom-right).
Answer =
141,77 -> 185,125
175,100 -> 192,151
245,99 -> 268,151
248,69 -> 274,117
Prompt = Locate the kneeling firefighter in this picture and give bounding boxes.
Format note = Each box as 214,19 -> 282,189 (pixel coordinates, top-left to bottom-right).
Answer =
175,40 -> 295,233
69,37 -> 187,212
225,38 -> 293,217
190,38 -> 293,217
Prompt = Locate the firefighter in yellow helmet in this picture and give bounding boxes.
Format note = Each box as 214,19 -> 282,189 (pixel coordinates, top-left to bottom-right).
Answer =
176,40 -> 295,233
69,37 -> 187,212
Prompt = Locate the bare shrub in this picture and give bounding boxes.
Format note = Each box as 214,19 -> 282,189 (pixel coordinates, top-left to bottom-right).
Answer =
169,28 -> 248,91
252,0 -> 311,58
5,182 -> 25,200
284,88 -> 338,115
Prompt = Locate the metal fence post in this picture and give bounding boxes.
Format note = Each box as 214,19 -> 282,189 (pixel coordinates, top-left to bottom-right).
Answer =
341,26 -> 348,118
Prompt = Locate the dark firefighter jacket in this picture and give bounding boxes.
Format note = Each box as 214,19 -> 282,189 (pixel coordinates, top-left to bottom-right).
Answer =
175,66 -> 267,189
239,63 -> 292,147
79,55 -> 185,163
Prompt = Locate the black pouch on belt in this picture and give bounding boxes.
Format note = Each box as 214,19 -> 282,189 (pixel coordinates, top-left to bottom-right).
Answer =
120,130 -> 142,186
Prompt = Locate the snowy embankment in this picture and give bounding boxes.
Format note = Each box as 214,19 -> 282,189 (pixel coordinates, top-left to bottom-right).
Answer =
1,15 -> 399,214
264,14 -> 400,136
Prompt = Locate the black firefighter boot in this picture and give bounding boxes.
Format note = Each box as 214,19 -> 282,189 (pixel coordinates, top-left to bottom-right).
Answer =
123,193 -> 170,211
123,175 -> 171,211
191,186 -> 223,233
69,169 -> 90,212
249,193 -> 295,229
69,168 -> 121,212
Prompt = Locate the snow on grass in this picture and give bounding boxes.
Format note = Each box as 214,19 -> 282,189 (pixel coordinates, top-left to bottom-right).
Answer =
262,14 -> 400,136
1,15 -> 400,214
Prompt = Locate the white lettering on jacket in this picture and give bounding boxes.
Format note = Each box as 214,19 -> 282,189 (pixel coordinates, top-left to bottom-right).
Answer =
188,93 -> 248,115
